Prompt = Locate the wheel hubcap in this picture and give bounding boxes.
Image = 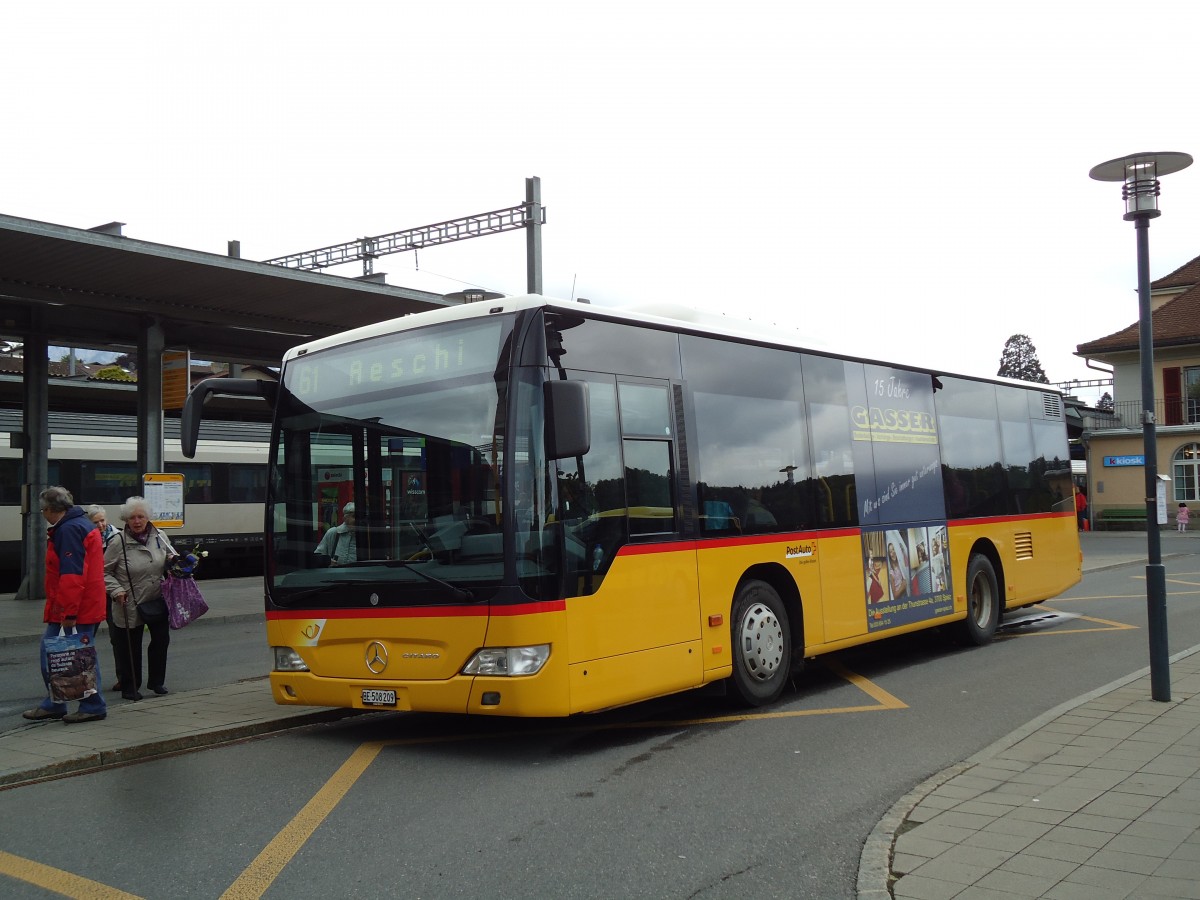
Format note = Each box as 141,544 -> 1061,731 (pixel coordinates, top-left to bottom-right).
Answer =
738,602 -> 784,682
971,575 -> 993,626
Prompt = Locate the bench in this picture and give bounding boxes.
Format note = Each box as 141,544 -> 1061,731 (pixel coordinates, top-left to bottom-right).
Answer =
1097,507 -> 1147,531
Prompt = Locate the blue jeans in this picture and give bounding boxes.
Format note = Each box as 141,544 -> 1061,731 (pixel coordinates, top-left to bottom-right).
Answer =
38,623 -> 108,716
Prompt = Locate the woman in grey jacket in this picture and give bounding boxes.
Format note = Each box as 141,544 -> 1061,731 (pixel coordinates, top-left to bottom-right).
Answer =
104,496 -> 176,700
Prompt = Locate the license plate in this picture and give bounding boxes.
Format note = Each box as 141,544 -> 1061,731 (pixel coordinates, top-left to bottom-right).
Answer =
361,689 -> 397,707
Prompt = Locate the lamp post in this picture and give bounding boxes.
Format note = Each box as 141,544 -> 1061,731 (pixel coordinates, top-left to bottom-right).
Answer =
1089,151 -> 1193,702
442,289 -> 505,305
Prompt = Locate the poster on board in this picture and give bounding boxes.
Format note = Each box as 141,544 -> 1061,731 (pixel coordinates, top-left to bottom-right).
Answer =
143,473 -> 185,528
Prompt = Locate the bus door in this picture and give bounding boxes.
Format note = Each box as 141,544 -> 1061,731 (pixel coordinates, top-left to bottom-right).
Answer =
561,376 -> 701,708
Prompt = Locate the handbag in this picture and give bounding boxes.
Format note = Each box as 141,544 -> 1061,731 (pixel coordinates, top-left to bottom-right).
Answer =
163,573 -> 209,630
45,627 -> 99,703
138,595 -> 168,624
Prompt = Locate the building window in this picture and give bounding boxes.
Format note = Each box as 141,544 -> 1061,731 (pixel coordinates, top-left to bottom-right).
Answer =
1187,367 -> 1200,424
1174,443 -> 1200,502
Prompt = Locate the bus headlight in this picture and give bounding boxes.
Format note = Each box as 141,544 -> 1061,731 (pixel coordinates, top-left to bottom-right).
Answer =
273,647 -> 310,672
462,644 -> 550,676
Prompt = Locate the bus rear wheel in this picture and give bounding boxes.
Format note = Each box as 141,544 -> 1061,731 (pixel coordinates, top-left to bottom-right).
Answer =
960,554 -> 999,645
729,579 -> 791,706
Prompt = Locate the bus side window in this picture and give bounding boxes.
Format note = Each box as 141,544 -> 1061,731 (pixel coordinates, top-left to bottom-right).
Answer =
556,375 -> 626,596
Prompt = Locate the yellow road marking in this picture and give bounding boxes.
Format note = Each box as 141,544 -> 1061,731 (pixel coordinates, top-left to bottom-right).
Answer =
822,658 -> 909,709
220,741 -> 384,900
1051,589 -> 1200,600
1,661 -> 903,899
997,613 -> 1138,636
0,850 -> 141,899
997,604 -> 1139,638
222,659 -> 905,894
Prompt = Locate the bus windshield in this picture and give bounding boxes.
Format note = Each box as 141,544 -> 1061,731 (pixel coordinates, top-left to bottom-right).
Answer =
267,315 -> 515,608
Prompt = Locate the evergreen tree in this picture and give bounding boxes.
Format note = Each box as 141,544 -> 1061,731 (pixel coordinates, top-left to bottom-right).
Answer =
1098,391 -> 1114,411
996,334 -> 1049,383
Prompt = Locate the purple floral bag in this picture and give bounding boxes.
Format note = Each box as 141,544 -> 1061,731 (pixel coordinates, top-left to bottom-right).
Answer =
163,573 -> 209,630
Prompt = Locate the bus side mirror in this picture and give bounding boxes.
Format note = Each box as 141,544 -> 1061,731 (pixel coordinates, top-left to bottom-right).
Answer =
182,377 -> 278,458
544,380 -> 590,460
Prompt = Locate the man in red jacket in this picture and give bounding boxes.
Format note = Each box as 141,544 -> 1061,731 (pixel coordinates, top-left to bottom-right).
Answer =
22,486 -> 109,723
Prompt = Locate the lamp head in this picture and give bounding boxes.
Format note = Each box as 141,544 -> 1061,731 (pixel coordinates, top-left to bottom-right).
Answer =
1090,152 -> 1193,221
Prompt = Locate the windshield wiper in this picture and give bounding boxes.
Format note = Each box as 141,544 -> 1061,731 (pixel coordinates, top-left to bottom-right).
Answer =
378,559 -> 475,601
271,583 -> 341,605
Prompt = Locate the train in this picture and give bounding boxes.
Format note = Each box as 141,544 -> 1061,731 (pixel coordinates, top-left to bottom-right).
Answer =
0,410 -> 268,589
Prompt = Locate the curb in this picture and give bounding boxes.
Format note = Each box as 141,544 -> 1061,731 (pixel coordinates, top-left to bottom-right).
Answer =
0,611 -> 266,648
0,706 -> 363,790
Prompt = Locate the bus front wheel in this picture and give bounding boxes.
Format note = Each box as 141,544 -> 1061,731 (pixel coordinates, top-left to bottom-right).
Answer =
730,579 -> 791,706
960,554 -> 1000,645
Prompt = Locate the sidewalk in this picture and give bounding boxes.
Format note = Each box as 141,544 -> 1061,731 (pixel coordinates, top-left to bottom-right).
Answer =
861,648 -> 1200,900
0,574 -> 356,787
859,530 -> 1200,900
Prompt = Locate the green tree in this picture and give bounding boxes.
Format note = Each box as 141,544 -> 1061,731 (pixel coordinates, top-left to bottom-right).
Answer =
92,365 -> 134,382
996,334 -> 1049,384
1097,391 -> 1114,411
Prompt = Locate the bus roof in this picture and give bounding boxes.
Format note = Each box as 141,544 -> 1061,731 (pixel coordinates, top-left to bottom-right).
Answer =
283,294 -> 1061,396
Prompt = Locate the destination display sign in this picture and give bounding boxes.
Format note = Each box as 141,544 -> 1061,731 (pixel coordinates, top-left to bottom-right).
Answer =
284,318 -> 508,407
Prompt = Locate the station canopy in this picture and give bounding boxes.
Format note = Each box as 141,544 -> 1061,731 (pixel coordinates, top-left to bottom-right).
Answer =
0,212 -> 451,367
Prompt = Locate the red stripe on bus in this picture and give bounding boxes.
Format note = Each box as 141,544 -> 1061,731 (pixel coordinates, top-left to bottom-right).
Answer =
946,511 -> 1073,527
266,600 -> 565,621
617,528 -> 852,556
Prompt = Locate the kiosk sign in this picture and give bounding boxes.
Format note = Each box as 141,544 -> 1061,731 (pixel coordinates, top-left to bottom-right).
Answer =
1103,455 -> 1145,467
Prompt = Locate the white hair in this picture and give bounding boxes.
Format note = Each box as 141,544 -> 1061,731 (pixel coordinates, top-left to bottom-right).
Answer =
118,496 -> 154,522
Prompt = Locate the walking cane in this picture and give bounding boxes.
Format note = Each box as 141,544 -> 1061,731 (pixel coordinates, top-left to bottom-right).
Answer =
120,537 -> 142,702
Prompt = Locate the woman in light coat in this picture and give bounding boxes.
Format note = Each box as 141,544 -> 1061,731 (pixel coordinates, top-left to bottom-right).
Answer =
104,496 -> 176,700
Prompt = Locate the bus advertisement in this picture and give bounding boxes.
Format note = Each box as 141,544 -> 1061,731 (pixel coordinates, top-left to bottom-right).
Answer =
183,295 -> 1081,717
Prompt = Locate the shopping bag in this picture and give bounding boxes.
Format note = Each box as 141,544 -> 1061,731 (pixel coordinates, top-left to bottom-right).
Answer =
44,627 -> 99,703
163,574 -> 210,630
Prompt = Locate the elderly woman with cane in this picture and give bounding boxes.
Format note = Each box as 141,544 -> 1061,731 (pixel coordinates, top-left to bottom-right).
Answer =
104,496 -> 177,700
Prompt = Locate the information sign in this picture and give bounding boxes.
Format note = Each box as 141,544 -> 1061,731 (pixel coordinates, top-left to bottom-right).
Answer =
143,473 -> 185,528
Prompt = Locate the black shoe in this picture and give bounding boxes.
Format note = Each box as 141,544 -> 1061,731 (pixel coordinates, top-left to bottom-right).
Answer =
121,691 -> 143,701
22,707 -> 66,721
63,711 -> 106,724
110,681 -> 123,692
150,686 -> 169,695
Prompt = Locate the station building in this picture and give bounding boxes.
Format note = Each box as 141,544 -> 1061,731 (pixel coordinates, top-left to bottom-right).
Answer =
1076,254 -> 1200,529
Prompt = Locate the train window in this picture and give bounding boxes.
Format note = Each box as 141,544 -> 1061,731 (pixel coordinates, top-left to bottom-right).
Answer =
0,461 -> 66,504
229,464 -> 267,503
0,459 -> 19,505
166,464 -> 214,503
80,462 -> 140,506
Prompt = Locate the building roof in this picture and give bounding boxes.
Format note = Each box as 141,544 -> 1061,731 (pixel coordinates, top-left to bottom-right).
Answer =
1151,253 -> 1200,291
0,356 -> 105,378
1077,253 -> 1200,357
0,212 -> 453,366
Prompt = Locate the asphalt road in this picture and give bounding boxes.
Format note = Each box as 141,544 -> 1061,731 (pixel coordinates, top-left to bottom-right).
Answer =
2,555 -> 1198,898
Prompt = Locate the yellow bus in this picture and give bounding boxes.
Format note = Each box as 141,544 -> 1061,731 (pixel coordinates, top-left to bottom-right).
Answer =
184,295 -> 1081,716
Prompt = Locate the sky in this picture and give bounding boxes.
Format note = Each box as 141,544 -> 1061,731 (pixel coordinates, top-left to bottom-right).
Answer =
6,1 -> 1200,405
